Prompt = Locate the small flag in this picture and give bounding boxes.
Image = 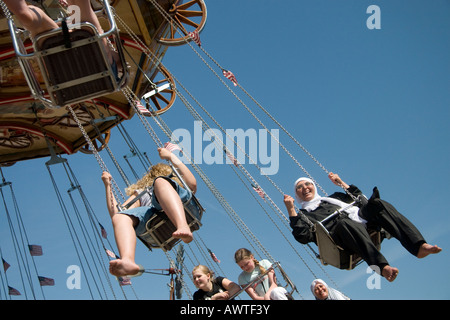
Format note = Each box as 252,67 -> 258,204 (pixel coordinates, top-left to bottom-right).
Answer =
188,30 -> 201,46
118,276 -> 131,286
8,286 -> 21,296
2,258 -> 10,272
208,249 -> 220,263
223,147 -> 239,166
38,276 -> 55,286
222,69 -> 238,86
251,184 -> 266,200
28,245 -> 43,256
135,100 -> 151,116
105,249 -> 119,259
164,141 -> 182,153
99,223 -> 107,239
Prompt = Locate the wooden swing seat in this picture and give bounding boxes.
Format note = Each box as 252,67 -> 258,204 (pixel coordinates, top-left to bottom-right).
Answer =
315,221 -> 383,270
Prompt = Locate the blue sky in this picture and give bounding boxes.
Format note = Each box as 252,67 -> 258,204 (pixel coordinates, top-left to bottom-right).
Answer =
0,0 -> 449,300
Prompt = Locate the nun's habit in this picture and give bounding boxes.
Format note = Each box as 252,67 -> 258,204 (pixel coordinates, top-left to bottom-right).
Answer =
311,279 -> 350,300
289,178 -> 426,272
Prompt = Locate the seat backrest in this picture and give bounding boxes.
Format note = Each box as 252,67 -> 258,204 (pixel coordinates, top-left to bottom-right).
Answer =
315,222 -> 361,270
34,25 -> 116,106
6,0 -> 127,107
137,194 -> 204,252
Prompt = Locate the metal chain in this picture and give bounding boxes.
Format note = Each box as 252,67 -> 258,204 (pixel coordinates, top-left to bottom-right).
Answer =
117,2 -> 338,287
66,105 -> 125,204
0,0 -> 12,20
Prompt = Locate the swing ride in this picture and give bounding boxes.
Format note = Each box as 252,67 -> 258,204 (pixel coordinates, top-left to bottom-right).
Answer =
0,0 -> 207,165
0,0 -> 402,301
0,0 -> 211,299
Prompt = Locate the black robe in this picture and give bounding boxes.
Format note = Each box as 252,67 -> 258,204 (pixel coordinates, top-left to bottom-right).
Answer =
289,185 -> 426,270
193,277 -> 229,300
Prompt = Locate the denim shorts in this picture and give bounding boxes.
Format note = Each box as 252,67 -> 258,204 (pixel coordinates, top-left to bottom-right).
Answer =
119,176 -> 196,237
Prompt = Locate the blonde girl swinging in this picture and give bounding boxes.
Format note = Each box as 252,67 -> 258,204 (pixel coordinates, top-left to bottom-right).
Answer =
101,147 -> 197,277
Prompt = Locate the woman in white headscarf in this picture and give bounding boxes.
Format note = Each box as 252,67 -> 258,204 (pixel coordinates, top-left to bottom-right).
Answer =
283,172 -> 441,282
310,279 -> 350,300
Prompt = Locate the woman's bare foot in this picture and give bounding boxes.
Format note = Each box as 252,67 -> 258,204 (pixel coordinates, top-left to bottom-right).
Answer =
417,243 -> 442,258
173,227 -> 193,244
381,265 -> 399,282
109,258 -> 141,277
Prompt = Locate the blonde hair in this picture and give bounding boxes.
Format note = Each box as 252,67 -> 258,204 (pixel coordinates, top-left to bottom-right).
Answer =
192,265 -> 214,281
125,163 -> 181,196
234,248 -> 266,274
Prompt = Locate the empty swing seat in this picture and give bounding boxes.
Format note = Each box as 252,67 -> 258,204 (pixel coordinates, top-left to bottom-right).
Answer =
34,25 -> 119,106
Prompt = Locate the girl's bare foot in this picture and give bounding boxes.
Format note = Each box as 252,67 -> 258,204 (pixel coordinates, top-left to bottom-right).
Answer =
109,258 -> 141,277
173,227 -> 193,243
382,265 -> 399,282
417,243 -> 442,258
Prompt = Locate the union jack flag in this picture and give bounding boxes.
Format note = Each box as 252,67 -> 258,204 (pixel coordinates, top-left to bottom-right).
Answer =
188,30 -> 201,46
251,184 -> 266,200
222,69 -> 238,86
38,276 -> 55,286
135,99 -> 151,116
28,245 -> 43,256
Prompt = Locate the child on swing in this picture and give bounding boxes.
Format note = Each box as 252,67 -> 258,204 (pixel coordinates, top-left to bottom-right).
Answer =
101,147 -> 197,277
234,248 -> 289,300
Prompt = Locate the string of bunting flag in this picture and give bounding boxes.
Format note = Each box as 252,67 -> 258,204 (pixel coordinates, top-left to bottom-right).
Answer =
1,244 -> 55,297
